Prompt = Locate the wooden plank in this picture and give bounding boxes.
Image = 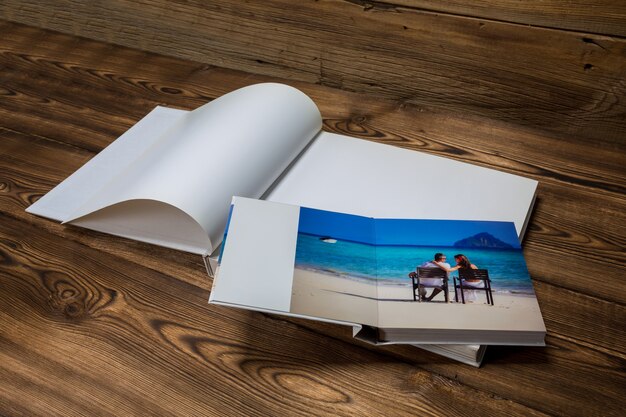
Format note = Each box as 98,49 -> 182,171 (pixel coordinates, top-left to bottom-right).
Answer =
376,0 -> 626,36
288,316 -> 626,417
0,211 -> 549,417
1,19 -> 624,193
1,0 -> 625,146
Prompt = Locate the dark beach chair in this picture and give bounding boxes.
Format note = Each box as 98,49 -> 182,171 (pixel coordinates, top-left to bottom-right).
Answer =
410,268 -> 449,302
454,269 -> 494,305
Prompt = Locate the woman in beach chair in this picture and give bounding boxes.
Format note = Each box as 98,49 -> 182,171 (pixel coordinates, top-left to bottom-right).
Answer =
433,254 -> 484,302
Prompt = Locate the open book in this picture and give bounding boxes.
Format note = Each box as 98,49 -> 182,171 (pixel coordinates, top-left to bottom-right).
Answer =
27,83 -> 540,365
211,197 -> 546,346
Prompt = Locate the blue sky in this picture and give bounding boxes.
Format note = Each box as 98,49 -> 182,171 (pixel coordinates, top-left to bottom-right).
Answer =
297,207 -> 520,248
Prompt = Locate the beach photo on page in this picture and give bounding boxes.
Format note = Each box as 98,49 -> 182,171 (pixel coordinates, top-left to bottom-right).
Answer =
289,207 -> 544,332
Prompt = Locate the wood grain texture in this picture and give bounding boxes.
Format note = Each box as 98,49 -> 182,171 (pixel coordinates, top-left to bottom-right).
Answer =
0,21 -> 625,416
1,0 -> 625,146
3,216 -> 552,417
376,0 -> 626,36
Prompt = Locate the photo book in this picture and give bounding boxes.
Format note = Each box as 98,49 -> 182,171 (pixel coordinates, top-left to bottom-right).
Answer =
211,197 -> 545,346
26,82 -> 542,365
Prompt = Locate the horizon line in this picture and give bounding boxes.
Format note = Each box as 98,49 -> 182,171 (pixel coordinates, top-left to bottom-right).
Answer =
298,232 -> 520,249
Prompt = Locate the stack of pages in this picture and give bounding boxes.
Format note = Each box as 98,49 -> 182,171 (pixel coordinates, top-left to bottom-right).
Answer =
27,83 -> 545,366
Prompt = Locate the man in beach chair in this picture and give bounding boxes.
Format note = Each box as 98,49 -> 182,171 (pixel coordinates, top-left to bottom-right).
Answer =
408,253 -> 450,301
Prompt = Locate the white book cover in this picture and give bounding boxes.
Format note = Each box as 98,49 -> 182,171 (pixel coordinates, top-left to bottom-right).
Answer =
26,82 -> 540,365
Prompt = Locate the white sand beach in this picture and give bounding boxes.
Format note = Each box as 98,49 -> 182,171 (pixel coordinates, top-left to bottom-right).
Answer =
290,268 -> 545,332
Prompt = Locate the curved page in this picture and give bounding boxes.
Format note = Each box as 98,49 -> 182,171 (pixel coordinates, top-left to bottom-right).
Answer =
26,106 -> 187,222
64,83 -> 322,254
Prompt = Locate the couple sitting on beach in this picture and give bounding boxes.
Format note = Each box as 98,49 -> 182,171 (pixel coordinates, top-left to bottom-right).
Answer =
414,253 -> 484,302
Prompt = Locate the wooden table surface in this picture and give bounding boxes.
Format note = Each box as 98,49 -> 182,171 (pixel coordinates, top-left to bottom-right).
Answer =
0,21 -> 624,416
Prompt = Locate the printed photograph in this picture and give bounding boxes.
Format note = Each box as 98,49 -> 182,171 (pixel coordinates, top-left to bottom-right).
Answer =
289,207 -> 544,331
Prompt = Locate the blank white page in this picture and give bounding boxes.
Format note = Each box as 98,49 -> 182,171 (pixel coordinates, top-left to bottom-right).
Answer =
210,197 -> 300,312
26,106 -> 186,222
28,83 -> 322,255
265,132 -> 537,238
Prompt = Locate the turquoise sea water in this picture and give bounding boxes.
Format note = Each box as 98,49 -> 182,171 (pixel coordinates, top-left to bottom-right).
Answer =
294,233 -> 535,294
